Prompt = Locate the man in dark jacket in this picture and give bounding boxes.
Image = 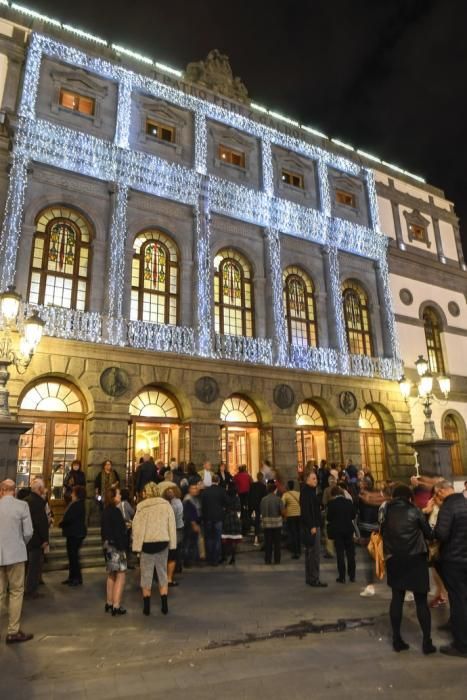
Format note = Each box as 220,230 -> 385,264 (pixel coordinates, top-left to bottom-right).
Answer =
249,472 -> 267,546
134,454 -> 158,495
300,471 -> 327,587
434,480 -> 467,658
326,486 -> 356,583
201,475 -> 228,565
25,478 -> 49,597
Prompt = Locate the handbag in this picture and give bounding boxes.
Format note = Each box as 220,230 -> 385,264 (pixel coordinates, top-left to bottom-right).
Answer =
367,531 -> 385,580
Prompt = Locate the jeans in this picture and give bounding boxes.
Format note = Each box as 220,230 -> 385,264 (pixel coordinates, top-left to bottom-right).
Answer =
440,562 -> 467,652
333,533 -> 356,581
304,527 -> 321,584
66,536 -> 84,583
286,517 -> 301,556
264,528 -> 281,564
204,521 -> 223,564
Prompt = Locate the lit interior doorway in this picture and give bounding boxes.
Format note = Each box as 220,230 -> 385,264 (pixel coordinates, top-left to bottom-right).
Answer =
220,395 -> 261,475
359,406 -> 386,482
128,388 -> 190,483
17,380 -> 85,505
443,413 -> 464,476
295,400 -> 327,472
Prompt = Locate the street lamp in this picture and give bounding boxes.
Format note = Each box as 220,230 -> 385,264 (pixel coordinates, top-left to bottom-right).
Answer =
399,353 -> 450,440
0,286 -> 44,418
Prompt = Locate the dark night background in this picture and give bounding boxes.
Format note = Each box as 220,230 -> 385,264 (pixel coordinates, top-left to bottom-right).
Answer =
18,0 -> 467,255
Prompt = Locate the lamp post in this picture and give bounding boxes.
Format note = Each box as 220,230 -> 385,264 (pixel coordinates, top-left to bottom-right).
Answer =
0,286 -> 44,418
399,354 -> 450,440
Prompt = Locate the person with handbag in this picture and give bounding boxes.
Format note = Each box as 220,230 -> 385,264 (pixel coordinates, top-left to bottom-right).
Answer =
101,487 -> 128,616
281,480 -> 301,559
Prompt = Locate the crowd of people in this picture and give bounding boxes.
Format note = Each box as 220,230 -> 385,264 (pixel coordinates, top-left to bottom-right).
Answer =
0,456 -> 466,661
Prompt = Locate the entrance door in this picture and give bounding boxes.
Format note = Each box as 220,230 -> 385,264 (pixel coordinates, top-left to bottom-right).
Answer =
220,395 -> 261,476
359,407 -> 386,483
17,381 -> 85,505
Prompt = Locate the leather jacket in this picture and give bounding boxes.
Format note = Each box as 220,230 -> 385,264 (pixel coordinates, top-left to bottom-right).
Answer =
381,499 -> 432,558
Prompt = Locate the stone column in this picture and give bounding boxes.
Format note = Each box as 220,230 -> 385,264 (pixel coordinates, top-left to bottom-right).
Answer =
264,227 -> 287,365
105,184 -> 129,318
374,253 -> 400,359
180,259 -> 194,327
194,179 -> 213,356
0,154 -> 29,290
0,421 -> 31,481
321,245 -> 347,353
390,199 -> 405,250
253,274 -> 267,338
190,421 -> 220,466
114,76 -> 133,149
1,53 -> 23,114
272,425 -> 297,481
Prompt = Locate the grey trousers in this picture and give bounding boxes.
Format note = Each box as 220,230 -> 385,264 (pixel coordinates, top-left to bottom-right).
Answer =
304,528 -> 321,584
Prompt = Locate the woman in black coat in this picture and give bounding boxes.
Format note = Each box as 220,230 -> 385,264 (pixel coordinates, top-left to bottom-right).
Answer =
63,460 -> 86,503
101,487 -> 127,616
59,485 -> 87,586
381,483 -> 435,655
326,486 -> 356,583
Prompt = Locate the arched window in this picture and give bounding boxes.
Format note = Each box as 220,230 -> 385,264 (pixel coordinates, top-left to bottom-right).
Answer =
220,395 -> 258,423
283,266 -> 317,347
17,379 -> 86,498
28,206 -> 91,310
342,280 -> 373,356
423,307 -> 445,374
359,407 -> 386,482
296,400 -> 325,427
129,388 -> 179,418
131,230 -> 179,325
443,414 -> 463,476
214,248 -> 254,337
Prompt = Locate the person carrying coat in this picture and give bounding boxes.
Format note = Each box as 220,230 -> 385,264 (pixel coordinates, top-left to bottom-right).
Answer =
326,486 -> 356,583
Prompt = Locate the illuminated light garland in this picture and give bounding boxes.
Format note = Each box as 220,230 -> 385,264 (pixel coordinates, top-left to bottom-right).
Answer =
0,31 -> 403,378
325,243 -> 349,373
265,227 -> 287,366
357,149 -> 381,164
127,319 -> 196,354
331,138 -> 355,152
107,184 -> 128,318
62,24 -> 107,46
0,154 -> 29,290
195,189 -> 213,357
11,2 -> 61,26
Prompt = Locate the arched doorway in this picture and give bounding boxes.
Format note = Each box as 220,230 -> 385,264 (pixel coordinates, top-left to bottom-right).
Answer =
295,400 -> 327,472
17,380 -> 86,502
128,387 -> 190,478
219,395 -> 263,475
359,406 -> 386,482
442,413 -> 464,476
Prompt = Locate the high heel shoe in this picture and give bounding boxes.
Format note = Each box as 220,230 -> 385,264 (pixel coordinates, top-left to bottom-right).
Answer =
105,603 -> 112,613
111,607 -> 127,616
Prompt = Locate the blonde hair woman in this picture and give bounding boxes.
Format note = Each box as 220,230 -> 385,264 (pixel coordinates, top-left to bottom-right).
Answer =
132,482 -> 177,616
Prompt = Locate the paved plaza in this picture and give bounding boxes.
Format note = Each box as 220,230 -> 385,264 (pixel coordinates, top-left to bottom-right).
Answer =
1,551 -> 465,699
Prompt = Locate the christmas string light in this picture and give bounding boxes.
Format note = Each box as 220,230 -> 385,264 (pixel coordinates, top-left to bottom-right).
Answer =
0,31 -> 403,379
107,184 -> 129,318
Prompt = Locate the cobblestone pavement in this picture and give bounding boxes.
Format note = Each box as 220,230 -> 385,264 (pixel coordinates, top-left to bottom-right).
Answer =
1,549 -> 465,699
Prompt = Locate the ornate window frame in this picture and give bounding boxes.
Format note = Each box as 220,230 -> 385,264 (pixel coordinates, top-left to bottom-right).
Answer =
342,279 -> 373,357
423,306 -> 445,374
283,265 -> 318,347
27,205 -> 92,311
131,229 -> 180,325
214,248 -> 254,338
50,68 -> 108,127
403,209 -> 431,247
137,98 -> 186,155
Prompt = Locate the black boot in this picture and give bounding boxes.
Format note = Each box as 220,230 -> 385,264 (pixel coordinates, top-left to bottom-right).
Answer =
423,639 -> 436,655
393,637 -> 410,652
143,596 -> 151,616
161,594 -> 168,615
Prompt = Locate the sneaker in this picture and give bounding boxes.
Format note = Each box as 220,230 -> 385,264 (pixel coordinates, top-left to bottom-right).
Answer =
360,585 -> 375,597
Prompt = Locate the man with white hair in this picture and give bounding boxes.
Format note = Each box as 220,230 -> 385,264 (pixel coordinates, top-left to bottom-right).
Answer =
0,479 -> 34,643
24,478 -> 49,598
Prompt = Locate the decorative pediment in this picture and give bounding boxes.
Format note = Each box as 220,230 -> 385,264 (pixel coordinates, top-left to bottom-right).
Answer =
403,208 -> 431,247
50,69 -> 108,96
140,100 -> 186,127
211,124 -> 252,149
332,174 -> 363,192
278,154 -> 308,173
185,49 -> 249,105
402,208 -> 430,228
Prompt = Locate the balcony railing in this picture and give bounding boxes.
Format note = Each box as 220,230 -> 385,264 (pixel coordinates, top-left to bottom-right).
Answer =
18,305 -> 402,380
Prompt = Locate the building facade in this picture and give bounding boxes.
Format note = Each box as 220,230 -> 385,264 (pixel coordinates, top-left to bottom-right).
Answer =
0,6 -> 465,505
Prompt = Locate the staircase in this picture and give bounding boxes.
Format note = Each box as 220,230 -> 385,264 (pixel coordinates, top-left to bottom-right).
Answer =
44,527 -> 104,571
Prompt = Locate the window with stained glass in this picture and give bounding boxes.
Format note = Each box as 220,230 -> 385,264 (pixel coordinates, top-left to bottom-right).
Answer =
283,266 -> 317,347
423,307 -> 445,374
131,230 -> 179,325
28,207 -> 91,311
342,280 -> 373,356
214,248 -> 254,337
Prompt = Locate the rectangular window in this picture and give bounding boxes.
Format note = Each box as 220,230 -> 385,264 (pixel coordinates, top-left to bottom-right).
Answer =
281,169 -> 304,189
146,119 -> 176,143
218,144 -> 246,168
59,89 -> 95,116
335,189 -> 356,208
409,224 -> 426,242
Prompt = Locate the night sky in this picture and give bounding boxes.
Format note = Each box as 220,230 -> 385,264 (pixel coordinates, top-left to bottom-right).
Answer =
16,0 -> 467,255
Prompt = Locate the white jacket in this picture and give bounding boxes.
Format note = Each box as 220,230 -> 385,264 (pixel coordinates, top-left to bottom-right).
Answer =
132,497 -> 177,553
0,495 -> 33,566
